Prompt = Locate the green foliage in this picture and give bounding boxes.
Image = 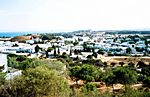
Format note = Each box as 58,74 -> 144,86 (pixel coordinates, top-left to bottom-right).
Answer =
81,83 -> 97,92
41,34 -> 56,40
103,67 -> 138,89
16,55 -> 27,62
32,59 -> 66,72
103,62 -> 108,67
128,62 -> 135,68
113,67 -> 138,85
119,62 -> 125,67
74,49 -> 81,55
143,77 -> 150,87
70,64 -> 102,82
46,50 -> 49,58
79,65 -> 102,82
137,61 -> 147,68
8,55 -> 66,71
135,47 -> 144,52
54,48 -> 56,56
35,45 -> 40,53
83,42 -> 87,51
8,55 -> 35,70
102,70 -> 115,86
58,53 -> 73,64
121,86 -> 150,97
0,72 -> 6,85
70,48 -> 72,55
92,52 -> 98,58
72,88 -> 112,97
70,66 -> 81,81
73,41 -> 79,46
57,46 -> 60,54
1,66 -> 71,97
7,53 -> 17,57
97,49 -> 105,55
82,59 -> 104,67
82,42 -> 93,52
126,47 -> 131,54
141,67 -> 150,77
110,62 -> 116,67
47,47 -> 53,52
64,41 -> 73,45
12,43 -> 19,47
87,55 -> 93,59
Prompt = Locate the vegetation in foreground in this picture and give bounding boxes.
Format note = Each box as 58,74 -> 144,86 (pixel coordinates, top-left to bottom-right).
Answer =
0,54 -> 149,97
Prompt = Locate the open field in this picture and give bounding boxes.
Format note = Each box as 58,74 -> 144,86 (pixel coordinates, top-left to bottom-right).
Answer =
98,55 -> 150,65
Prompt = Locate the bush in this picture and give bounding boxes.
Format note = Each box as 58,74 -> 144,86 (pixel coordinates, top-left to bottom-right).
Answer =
143,77 -> 150,87
81,83 -> 97,92
0,66 -> 71,97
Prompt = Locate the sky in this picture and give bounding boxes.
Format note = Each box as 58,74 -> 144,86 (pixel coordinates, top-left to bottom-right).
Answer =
0,0 -> 150,32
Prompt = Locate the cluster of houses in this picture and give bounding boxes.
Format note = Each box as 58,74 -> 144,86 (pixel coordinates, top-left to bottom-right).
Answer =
0,31 -> 150,80
0,32 -> 150,58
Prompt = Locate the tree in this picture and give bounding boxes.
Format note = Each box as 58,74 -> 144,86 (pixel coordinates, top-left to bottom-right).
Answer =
57,46 -> 60,55
92,52 -> 97,58
79,65 -> 102,82
137,61 -> 147,68
46,51 -> 49,58
41,34 -> 56,40
0,72 -> 6,85
16,55 -> 27,62
74,49 -> 81,55
70,64 -> 102,83
12,43 -> 19,47
52,45 -> 57,56
35,45 -> 40,53
128,62 -> 135,68
2,66 -> 71,97
145,40 -> 148,46
94,60 -> 104,67
103,62 -> 108,67
92,48 -> 95,53
70,48 -> 72,56
87,55 -> 93,59
103,67 -> 138,91
135,47 -> 144,52
126,47 -> 131,54
119,62 -> 125,67
81,83 -> 97,92
47,47 -> 53,52
141,67 -> 150,77
102,71 -> 116,91
110,62 -> 116,67
70,66 -> 81,83
143,77 -> 150,87
73,41 -> 79,46
54,48 -> 56,56
114,67 -> 138,84
113,67 -> 138,91
8,55 -> 33,70
97,49 -> 105,55
83,42 -> 87,51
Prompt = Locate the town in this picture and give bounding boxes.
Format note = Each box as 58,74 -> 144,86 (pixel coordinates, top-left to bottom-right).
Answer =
0,30 -> 150,97
1,30 -> 150,59
0,30 -> 150,78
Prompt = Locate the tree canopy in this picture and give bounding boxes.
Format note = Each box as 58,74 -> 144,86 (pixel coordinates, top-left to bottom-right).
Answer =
70,64 -> 102,82
0,66 -> 71,97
